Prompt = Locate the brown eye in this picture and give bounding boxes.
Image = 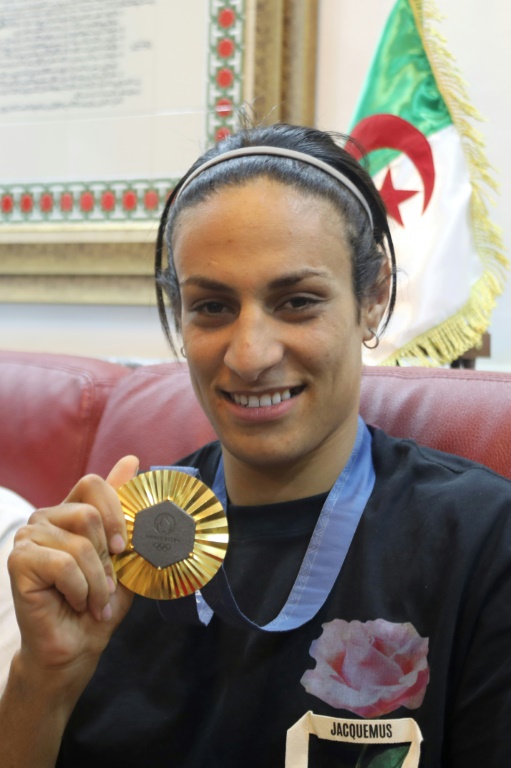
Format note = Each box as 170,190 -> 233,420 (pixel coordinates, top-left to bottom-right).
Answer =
198,301 -> 228,314
281,296 -> 321,311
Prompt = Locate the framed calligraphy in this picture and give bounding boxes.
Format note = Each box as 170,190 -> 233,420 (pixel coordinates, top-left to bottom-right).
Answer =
0,0 -> 318,304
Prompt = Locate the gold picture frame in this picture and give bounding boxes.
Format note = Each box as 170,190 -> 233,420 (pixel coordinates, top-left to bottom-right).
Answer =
0,0 -> 318,305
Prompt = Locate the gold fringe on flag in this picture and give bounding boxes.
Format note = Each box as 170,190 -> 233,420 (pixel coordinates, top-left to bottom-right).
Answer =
383,271 -> 502,366
382,0 -> 508,367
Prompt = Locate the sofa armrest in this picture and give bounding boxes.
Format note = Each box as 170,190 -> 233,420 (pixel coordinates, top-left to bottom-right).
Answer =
0,352 -> 130,507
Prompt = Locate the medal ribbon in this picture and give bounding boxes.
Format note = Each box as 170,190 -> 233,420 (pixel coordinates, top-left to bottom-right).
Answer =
158,416 -> 374,632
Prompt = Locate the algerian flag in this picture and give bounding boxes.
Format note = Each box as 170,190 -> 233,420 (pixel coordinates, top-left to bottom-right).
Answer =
349,0 -> 507,365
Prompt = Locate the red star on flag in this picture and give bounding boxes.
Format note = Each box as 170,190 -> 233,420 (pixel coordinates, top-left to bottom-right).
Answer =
379,168 -> 418,226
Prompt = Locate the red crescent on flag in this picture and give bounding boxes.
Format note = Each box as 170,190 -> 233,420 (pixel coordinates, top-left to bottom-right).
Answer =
348,114 -> 435,212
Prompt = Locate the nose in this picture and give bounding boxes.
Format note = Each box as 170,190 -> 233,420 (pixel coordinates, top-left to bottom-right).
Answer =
223,308 -> 284,382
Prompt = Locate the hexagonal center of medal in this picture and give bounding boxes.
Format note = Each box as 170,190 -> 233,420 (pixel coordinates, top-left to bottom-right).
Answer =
132,499 -> 196,569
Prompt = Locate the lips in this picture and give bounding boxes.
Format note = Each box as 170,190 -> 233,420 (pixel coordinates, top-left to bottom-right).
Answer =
227,386 -> 303,408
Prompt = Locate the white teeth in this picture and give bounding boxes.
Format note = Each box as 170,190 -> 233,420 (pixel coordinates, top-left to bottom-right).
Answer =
232,389 -> 294,408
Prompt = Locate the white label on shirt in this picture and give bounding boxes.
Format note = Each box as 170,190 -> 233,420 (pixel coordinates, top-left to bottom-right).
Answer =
286,711 -> 422,767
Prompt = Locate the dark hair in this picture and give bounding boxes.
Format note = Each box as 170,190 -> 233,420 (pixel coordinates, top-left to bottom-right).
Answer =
155,123 -> 396,354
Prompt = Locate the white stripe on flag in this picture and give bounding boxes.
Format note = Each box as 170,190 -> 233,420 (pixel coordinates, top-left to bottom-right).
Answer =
365,124 -> 482,364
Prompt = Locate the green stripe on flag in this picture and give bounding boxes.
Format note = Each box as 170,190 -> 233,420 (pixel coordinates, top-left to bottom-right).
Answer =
349,0 -> 452,175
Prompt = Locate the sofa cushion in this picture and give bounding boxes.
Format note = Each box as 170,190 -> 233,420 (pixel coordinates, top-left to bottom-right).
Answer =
88,362 -> 511,482
360,366 -> 511,479
86,363 -> 217,477
0,352 -> 129,507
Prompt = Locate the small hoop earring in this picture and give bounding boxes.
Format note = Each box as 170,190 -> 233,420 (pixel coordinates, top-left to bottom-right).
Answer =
180,346 -> 187,358
363,329 -> 380,350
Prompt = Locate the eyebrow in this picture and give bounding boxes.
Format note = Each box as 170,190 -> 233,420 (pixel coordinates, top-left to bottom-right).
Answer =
179,268 -> 333,292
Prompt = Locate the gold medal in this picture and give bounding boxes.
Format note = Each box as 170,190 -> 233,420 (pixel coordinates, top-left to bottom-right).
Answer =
112,469 -> 228,600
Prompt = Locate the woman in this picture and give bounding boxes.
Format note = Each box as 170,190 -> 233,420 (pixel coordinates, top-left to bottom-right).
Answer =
2,124 -> 511,767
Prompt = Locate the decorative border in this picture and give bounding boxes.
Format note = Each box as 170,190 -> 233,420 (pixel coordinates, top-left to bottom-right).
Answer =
207,0 -> 245,145
0,1 -> 245,226
0,179 -> 176,225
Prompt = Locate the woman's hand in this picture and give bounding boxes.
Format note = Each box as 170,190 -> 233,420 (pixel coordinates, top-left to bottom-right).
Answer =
7,456 -> 139,688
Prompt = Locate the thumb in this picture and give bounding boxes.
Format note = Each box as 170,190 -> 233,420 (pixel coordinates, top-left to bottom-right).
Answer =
106,455 -> 139,490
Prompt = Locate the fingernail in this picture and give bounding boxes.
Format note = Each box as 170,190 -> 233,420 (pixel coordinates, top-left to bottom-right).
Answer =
110,533 -> 125,554
106,576 -> 116,594
102,602 -> 113,622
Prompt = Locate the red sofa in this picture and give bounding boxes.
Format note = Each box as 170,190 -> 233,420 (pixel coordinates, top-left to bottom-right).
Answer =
1,350 -> 509,509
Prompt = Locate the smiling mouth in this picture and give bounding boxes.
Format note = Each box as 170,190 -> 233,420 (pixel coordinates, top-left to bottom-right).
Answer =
226,386 -> 303,408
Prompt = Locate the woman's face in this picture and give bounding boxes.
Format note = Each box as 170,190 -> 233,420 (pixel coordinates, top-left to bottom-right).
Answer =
173,177 -> 385,478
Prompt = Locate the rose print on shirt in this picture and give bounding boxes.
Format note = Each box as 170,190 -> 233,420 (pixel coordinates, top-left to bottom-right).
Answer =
301,618 -> 429,717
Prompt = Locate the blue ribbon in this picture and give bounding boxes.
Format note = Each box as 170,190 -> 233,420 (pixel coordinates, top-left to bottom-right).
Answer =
158,416 -> 374,632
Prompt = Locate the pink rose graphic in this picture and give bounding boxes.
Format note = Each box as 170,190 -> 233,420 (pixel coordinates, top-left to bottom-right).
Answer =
301,618 -> 429,717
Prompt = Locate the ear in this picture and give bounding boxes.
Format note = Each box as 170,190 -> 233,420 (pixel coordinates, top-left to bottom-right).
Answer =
360,259 -> 392,343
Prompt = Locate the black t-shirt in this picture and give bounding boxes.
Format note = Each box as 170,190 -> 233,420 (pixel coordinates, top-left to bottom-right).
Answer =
226,490 -> 327,626
57,428 -> 511,767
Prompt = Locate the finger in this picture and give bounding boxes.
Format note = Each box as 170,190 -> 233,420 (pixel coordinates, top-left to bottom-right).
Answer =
49,475 -> 124,592
106,455 -> 140,489
25,499 -> 120,593
106,455 -> 139,554
9,539 -> 108,622
64,471 -> 133,556
28,503 -> 109,565
13,528 -> 112,622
